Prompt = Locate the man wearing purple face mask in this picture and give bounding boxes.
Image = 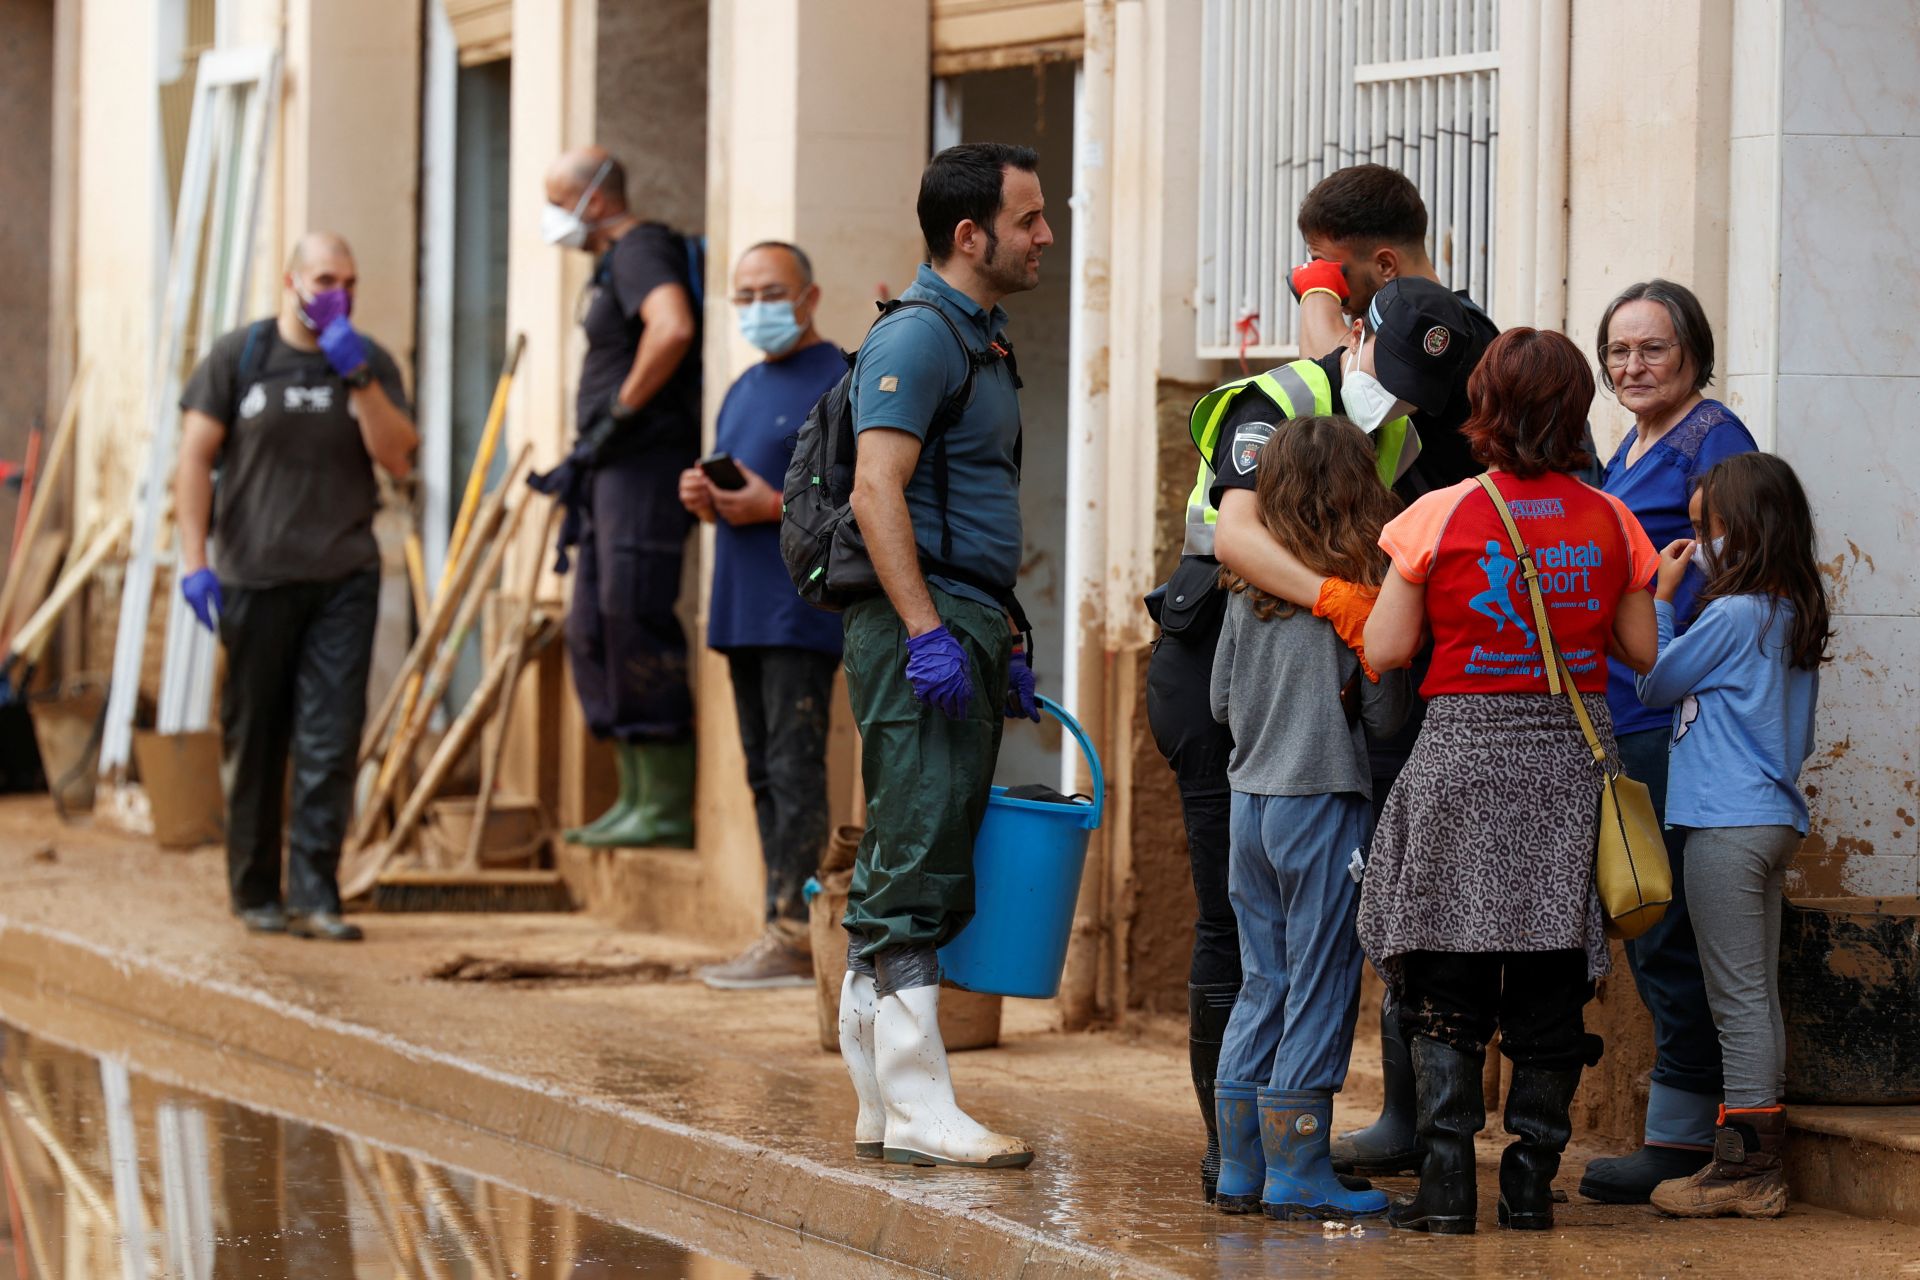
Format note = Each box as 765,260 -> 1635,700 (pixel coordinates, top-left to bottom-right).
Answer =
174,231 -> 417,942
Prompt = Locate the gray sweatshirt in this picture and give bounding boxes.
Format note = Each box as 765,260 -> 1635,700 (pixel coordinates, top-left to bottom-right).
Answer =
1209,589 -> 1412,799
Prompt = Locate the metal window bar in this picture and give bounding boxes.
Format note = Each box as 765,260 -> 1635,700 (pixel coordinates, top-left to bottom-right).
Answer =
102,47 -> 282,776
1196,0 -> 1499,360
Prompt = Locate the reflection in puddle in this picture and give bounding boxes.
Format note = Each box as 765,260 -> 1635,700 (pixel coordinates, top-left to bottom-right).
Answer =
0,1026 -> 767,1278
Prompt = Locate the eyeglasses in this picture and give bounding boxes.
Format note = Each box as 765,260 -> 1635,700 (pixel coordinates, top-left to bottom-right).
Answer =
730,285 -> 796,306
1603,339 -> 1683,370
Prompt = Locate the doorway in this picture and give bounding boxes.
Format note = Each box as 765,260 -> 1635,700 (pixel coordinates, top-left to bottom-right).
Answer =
933,60 -> 1078,789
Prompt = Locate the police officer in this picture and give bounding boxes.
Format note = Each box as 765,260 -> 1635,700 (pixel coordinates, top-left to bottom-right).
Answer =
539,146 -> 702,849
174,231 -> 418,941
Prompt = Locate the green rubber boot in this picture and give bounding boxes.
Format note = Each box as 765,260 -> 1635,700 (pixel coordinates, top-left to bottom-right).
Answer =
563,742 -> 640,844
576,742 -> 695,849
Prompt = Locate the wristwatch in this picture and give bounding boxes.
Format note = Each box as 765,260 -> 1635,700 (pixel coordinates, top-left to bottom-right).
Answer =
344,365 -> 374,390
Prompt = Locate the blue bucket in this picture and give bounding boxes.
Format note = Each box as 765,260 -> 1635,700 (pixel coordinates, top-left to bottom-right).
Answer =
938,696 -> 1103,999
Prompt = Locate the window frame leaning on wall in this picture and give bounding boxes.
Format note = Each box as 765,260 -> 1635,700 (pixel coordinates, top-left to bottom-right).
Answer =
1194,0 -> 1500,360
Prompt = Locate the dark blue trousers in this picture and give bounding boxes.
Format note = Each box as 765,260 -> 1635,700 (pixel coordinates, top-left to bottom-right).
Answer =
565,452 -> 694,744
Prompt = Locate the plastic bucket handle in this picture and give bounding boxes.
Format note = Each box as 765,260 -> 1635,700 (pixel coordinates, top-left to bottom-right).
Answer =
1034,695 -> 1103,830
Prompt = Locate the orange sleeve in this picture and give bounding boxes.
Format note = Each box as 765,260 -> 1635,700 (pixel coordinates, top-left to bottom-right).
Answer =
1378,485 -> 1467,585
1601,491 -> 1661,591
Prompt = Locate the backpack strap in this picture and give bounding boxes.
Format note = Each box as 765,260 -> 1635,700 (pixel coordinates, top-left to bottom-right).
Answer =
230,318 -> 274,423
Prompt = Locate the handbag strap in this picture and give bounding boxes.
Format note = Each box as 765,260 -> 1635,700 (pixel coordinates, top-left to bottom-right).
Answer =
1474,474 -> 1608,768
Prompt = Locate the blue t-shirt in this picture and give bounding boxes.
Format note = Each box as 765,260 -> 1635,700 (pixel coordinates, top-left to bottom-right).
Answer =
707,341 -> 848,654
1638,596 -> 1819,833
849,263 -> 1023,611
1601,399 -> 1757,735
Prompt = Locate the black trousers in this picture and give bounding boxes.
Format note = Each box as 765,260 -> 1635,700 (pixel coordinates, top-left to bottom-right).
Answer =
726,646 -> 838,925
219,570 -> 378,915
565,451 -> 694,744
1396,949 -> 1604,1072
1146,624 -> 1241,988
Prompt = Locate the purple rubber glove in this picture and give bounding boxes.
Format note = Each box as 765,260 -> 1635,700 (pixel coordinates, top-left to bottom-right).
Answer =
904,625 -> 973,720
1006,647 -> 1040,722
298,286 -> 352,332
318,317 -> 370,380
180,568 -> 223,633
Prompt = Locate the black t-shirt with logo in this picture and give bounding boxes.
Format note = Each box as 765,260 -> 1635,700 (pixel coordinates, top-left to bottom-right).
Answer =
1206,290 -> 1500,509
180,321 -> 409,588
575,222 -> 702,464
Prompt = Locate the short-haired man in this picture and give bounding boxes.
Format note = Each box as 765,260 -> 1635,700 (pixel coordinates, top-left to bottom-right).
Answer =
835,143 -> 1052,1169
539,146 -> 702,849
680,242 -> 846,990
175,232 -> 418,941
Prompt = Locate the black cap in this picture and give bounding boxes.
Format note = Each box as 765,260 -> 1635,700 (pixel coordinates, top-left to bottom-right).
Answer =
1366,277 -> 1472,417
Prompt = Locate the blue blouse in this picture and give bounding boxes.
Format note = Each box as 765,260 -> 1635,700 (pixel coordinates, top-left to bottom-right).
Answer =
1601,398 -> 1758,737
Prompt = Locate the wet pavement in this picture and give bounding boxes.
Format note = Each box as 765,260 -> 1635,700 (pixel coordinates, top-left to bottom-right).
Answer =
0,798 -> 1916,1276
0,1025 -> 769,1278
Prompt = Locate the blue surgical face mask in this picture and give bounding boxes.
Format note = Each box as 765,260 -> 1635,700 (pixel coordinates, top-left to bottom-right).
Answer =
737,300 -> 804,356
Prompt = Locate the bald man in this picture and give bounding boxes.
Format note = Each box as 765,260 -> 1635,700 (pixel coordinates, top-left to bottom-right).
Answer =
538,146 -> 702,849
175,232 -> 417,941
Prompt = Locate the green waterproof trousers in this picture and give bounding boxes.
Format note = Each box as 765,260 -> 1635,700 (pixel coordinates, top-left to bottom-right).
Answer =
842,588 -> 1010,956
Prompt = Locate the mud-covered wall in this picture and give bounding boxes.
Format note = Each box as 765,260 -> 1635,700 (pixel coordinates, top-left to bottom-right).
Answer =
596,0 -> 707,233
0,0 -> 51,553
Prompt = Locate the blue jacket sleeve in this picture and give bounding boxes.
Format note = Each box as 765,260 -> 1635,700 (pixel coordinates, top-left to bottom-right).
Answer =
1636,597 -> 1748,707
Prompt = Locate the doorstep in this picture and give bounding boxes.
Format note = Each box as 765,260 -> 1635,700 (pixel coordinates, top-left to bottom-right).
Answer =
1790,1105 -> 1920,1225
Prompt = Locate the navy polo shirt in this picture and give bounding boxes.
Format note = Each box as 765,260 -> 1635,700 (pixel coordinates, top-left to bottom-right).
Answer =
707,341 -> 848,654
849,263 -> 1023,611
1601,398 -> 1758,736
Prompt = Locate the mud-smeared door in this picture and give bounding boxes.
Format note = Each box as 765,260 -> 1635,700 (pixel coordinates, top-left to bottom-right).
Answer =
934,61 -> 1078,789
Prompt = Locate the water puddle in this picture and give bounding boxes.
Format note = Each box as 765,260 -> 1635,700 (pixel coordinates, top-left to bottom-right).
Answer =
0,1025 -> 768,1278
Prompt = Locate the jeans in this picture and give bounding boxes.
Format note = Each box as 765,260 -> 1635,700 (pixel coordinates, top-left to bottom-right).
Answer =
726,646 -> 839,926
1146,627 -> 1241,987
1217,790 -> 1372,1091
1683,825 -> 1802,1108
219,571 -> 378,915
841,588 -> 1008,958
1616,728 -> 1724,1141
1397,949 -> 1602,1071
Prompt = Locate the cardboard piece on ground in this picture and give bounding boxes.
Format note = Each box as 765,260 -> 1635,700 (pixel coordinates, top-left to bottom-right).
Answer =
131,730 -> 224,849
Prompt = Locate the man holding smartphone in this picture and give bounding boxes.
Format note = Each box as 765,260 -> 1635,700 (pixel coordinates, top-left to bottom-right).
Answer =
679,242 -> 845,989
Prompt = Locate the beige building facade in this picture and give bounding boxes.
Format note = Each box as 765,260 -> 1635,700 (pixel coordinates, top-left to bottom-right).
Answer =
22,0 -> 1919,1127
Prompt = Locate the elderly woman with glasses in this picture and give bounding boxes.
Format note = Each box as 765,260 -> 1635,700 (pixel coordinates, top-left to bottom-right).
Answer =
1577,279 -> 1758,1207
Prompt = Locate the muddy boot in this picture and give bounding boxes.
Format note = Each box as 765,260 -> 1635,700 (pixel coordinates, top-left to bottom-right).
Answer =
836,970 -> 885,1160
702,921 -> 813,990
1579,1081 -> 1718,1203
578,742 -> 694,849
1212,1079 -> 1264,1214
1498,1064 -> 1583,1230
875,984 -> 1032,1168
564,742 -> 639,844
1189,982 -> 1238,1202
1651,1107 -> 1788,1219
1259,1089 -> 1390,1221
1388,1037 -> 1485,1235
1332,992 -> 1424,1176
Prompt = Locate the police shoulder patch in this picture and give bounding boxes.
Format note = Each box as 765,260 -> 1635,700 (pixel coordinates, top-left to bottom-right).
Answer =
1231,421 -> 1276,475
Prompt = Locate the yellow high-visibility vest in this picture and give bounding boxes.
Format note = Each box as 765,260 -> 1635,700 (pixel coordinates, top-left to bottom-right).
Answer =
1182,359 -> 1419,556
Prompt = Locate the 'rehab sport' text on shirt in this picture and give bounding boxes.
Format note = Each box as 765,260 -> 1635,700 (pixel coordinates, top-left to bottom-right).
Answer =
1378,472 -> 1658,699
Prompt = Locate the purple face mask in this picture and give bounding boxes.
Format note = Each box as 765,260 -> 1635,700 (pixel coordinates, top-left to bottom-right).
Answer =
297,286 -> 352,332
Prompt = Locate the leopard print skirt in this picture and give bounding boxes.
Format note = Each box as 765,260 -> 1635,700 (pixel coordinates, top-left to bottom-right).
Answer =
1357,692 -> 1617,983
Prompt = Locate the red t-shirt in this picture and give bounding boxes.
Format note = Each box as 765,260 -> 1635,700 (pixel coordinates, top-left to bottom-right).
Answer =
1379,472 -> 1658,697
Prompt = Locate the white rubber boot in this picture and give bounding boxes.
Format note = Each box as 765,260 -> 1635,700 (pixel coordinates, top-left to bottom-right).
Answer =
836,970 -> 885,1159
874,985 -> 1033,1168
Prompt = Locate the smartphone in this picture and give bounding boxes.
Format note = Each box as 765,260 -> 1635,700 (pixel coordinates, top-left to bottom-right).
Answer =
698,450 -> 748,491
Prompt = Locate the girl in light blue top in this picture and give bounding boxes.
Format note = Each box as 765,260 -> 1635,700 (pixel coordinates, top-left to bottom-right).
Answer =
1634,453 -> 1831,1222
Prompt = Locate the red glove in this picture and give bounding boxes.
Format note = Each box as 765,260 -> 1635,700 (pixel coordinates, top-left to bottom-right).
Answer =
1313,577 -> 1381,682
1289,259 -> 1350,305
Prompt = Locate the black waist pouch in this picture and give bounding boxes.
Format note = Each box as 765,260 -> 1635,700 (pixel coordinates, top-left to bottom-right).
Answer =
1148,555 -> 1226,639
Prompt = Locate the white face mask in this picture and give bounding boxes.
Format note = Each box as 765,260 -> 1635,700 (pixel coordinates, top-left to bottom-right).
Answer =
1342,344 -> 1401,433
541,158 -> 613,249
1690,535 -> 1725,574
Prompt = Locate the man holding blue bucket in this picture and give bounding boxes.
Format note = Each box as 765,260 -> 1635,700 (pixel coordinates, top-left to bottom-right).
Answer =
835,144 -> 1052,1169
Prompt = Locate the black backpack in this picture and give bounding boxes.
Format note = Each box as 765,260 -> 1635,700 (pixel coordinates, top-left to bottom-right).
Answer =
779,299 -> 1029,630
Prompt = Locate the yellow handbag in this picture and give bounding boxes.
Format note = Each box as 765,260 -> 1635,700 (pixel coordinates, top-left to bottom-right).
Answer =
1477,475 -> 1673,940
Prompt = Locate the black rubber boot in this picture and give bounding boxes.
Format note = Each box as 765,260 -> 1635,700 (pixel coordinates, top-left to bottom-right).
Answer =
1498,1063 -> 1583,1230
1332,992 -> 1425,1176
1388,1036 -> 1485,1235
1189,982 -> 1238,1203
1579,1144 -> 1712,1204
